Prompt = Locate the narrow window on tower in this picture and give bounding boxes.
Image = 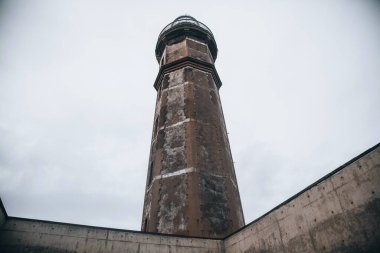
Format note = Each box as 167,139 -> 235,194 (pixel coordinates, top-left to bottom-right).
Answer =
160,48 -> 166,66
157,86 -> 161,98
153,117 -> 159,135
148,160 -> 154,184
144,218 -> 148,231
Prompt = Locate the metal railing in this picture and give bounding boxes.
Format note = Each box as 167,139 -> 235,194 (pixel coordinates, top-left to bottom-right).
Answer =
158,15 -> 214,38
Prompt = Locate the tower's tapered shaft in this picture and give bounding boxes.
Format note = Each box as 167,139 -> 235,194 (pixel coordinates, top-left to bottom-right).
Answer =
141,15 -> 244,238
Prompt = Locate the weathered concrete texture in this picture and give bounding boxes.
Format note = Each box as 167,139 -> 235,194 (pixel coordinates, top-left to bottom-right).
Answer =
142,36 -> 245,238
224,145 -> 380,253
0,218 -> 223,253
0,198 -> 6,228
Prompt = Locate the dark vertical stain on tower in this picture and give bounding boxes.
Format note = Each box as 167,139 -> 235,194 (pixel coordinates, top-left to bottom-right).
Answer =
141,15 -> 245,238
200,175 -> 230,234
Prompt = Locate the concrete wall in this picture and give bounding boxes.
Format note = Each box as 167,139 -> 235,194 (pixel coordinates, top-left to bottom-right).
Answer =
0,218 -> 223,253
224,145 -> 380,253
0,198 -> 7,228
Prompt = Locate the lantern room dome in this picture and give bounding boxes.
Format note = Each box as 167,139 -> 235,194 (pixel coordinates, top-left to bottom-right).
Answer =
155,15 -> 218,62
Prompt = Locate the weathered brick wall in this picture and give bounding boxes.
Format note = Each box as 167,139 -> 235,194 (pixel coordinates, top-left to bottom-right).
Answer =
224,145 -> 380,253
143,17 -> 245,238
142,37 -> 244,238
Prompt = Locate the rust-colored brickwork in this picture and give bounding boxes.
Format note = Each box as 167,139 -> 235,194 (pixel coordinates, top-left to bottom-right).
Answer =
141,16 -> 245,238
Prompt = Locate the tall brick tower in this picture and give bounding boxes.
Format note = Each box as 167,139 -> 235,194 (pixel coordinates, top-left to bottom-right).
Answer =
141,15 -> 244,238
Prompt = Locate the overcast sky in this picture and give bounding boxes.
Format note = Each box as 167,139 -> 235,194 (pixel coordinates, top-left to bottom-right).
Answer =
0,0 -> 379,231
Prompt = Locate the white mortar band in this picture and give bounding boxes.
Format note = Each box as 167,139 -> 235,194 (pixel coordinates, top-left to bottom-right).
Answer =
160,118 -> 211,131
156,167 -> 197,180
162,81 -> 189,92
160,118 -> 191,130
146,167 -> 197,193
146,166 -> 238,193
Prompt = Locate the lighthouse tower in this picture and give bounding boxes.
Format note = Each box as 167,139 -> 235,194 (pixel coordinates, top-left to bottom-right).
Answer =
141,15 -> 244,238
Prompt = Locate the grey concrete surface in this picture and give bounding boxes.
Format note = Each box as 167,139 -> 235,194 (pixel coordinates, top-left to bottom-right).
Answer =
0,218 -> 223,253
224,145 -> 380,253
0,198 -> 6,228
